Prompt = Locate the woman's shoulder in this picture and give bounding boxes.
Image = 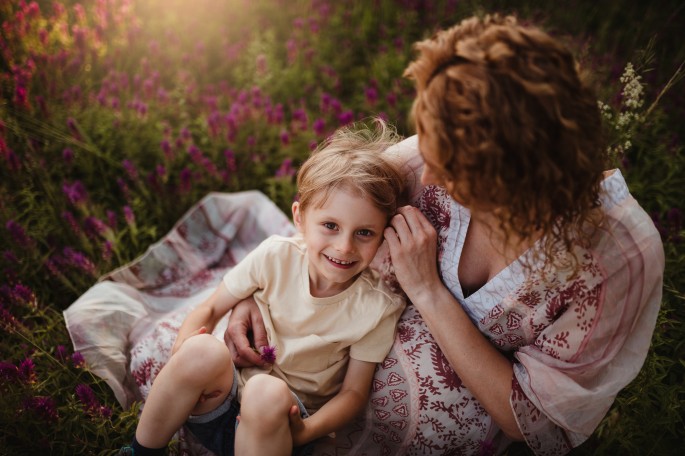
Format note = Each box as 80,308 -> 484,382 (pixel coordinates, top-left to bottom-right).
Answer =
593,168 -> 664,274
599,169 -> 663,250
598,168 -> 631,210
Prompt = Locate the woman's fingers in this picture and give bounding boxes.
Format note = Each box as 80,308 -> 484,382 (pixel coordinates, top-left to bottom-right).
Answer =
397,205 -> 435,233
389,205 -> 436,248
385,206 -> 441,299
225,298 -> 266,367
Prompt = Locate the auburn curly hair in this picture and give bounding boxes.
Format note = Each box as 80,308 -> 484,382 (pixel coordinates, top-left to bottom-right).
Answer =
405,14 -> 607,265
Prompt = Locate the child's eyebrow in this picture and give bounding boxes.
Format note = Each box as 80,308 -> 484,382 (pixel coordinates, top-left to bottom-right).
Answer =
319,214 -> 382,231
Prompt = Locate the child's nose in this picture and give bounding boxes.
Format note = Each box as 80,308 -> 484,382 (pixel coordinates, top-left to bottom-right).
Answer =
335,236 -> 354,253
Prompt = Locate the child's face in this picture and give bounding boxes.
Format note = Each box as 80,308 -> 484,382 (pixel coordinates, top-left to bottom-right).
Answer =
292,188 -> 387,297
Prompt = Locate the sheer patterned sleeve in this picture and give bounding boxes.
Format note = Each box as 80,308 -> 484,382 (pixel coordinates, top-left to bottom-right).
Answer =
510,190 -> 664,454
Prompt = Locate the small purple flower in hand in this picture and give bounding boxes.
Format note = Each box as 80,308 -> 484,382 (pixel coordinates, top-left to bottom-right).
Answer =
259,345 -> 277,364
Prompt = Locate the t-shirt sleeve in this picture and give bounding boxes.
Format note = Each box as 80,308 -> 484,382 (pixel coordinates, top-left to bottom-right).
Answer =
222,236 -> 274,299
350,293 -> 405,363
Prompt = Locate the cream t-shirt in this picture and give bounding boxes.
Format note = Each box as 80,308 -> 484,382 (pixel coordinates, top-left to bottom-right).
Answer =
223,234 -> 405,410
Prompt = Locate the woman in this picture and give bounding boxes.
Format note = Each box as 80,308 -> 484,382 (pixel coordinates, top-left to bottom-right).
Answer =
224,14 -> 664,455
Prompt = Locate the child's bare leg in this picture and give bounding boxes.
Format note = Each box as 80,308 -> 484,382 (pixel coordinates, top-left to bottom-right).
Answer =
235,374 -> 298,456
136,333 -> 235,449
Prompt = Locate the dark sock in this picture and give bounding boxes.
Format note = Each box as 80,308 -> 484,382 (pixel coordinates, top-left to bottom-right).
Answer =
130,435 -> 166,456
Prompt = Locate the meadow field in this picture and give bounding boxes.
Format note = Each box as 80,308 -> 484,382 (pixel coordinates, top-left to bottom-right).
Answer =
1,1 -> 683,454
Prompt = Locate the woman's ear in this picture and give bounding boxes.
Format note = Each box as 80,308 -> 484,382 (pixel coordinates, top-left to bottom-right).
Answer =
292,201 -> 304,231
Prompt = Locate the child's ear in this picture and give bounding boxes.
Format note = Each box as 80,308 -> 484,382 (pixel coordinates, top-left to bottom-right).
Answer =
292,201 -> 303,231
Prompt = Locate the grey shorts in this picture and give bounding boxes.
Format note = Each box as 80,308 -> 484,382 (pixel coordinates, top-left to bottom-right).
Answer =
185,369 -> 314,456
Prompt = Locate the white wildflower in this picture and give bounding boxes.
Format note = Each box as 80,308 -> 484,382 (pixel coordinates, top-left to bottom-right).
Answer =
620,62 -> 644,110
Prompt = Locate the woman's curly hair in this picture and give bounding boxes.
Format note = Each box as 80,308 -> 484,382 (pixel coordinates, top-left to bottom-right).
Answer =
405,14 -> 607,266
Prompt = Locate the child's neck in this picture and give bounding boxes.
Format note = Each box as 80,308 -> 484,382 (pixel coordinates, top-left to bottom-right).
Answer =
308,274 -> 358,298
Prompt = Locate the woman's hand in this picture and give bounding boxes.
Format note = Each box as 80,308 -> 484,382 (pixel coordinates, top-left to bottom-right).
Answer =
223,296 -> 269,367
384,205 -> 441,303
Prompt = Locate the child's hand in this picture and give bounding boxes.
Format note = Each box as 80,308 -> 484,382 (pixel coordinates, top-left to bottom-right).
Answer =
171,326 -> 208,355
288,404 -> 309,447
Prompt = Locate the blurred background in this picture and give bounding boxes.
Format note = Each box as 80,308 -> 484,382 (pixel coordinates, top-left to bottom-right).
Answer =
1,1 -> 683,454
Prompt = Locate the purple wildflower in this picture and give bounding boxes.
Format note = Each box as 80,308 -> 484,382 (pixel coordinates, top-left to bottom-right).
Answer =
83,216 -> 110,239
62,247 -> 96,275
271,103 -> 284,124
0,304 -> 24,332
365,85 -> 378,105
75,383 -> 100,414
160,139 -> 172,160
0,361 -> 19,382
117,177 -> 130,199
181,127 -> 192,141
337,110 -> 354,125
100,405 -> 112,418
55,345 -> 69,362
11,283 -> 35,308
313,118 -> 326,136
62,180 -> 88,205
106,210 -> 117,230
275,158 -> 296,178
23,396 -> 58,422
386,91 -> 397,108
292,108 -> 308,130
122,159 -> 138,180
157,87 -> 169,103
62,147 -> 74,164
179,167 -> 192,193
330,98 -> 342,114
3,250 -> 18,265
320,92 -> 331,112
102,240 -> 113,262
18,358 -> 36,383
6,220 -> 34,248
260,345 -> 277,364
280,130 -> 290,146
72,351 -> 85,368
123,206 -> 135,226
188,145 -> 221,178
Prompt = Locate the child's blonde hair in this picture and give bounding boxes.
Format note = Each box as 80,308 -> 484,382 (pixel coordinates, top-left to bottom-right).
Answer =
296,118 -> 406,220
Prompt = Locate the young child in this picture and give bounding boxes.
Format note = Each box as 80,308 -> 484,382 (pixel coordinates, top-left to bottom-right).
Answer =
121,120 -> 407,456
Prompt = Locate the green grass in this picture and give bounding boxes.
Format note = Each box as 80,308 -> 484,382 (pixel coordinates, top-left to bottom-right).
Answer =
1,1 -> 683,454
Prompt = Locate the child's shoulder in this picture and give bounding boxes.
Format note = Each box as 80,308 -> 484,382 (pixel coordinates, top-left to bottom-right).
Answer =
358,268 -> 406,309
257,234 -> 306,257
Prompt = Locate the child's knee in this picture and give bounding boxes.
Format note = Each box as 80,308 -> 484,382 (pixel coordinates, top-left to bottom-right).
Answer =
172,333 -> 233,381
241,374 -> 294,421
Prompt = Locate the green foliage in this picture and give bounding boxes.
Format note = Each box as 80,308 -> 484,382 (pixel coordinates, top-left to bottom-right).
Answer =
1,0 -> 683,454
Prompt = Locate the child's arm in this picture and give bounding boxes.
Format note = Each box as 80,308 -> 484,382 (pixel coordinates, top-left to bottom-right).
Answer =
172,282 -> 241,354
288,358 -> 376,446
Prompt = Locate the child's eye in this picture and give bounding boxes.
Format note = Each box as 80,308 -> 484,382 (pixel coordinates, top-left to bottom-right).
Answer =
323,222 -> 337,230
356,229 -> 374,237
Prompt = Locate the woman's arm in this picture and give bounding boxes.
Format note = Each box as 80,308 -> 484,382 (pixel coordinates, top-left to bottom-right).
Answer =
289,359 -> 376,446
223,297 -> 270,367
385,205 -> 524,440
